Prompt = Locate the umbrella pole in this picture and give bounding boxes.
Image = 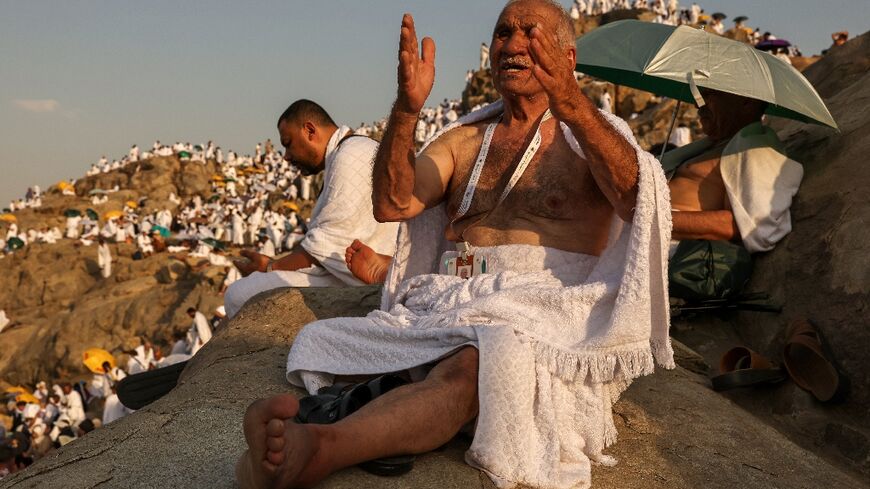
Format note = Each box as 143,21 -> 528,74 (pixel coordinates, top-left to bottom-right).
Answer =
661,100 -> 682,160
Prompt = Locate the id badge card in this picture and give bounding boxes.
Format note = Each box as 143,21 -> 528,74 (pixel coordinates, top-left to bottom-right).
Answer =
445,253 -> 489,278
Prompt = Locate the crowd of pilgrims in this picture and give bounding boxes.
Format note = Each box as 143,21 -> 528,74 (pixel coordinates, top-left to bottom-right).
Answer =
1,319 -> 218,474
569,0 -> 800,57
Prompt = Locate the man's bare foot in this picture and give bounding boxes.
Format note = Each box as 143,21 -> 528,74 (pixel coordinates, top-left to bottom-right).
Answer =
236,394 -> 328,489
345,239 -> 392,285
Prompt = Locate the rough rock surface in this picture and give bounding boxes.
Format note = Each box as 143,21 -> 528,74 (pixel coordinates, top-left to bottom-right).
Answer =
2,286 -> 865,489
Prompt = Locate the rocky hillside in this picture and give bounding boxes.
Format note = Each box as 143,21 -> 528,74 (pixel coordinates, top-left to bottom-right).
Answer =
0,156 -> 226,385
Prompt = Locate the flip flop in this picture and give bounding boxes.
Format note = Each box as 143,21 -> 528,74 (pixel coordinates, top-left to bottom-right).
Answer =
294,374 -> 416,476
711,346 -> 787,391
117,361 -> 189,410
782,319 -> 850,403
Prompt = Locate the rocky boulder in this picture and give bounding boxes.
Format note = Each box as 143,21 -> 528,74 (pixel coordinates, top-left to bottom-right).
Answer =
1,286 -> 865,489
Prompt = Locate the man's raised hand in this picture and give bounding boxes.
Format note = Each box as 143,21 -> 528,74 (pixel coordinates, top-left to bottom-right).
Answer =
529,25 -> 583,123
396,13 -> 436,115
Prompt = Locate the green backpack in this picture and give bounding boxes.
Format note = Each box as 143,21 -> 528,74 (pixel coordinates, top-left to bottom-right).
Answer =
668,240 -> 753,302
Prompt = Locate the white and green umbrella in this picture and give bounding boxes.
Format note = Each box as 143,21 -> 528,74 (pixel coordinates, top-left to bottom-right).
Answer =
576,20 -> 836,129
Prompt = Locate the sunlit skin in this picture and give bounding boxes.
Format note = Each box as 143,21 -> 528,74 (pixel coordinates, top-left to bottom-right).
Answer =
669,89 -> 767,241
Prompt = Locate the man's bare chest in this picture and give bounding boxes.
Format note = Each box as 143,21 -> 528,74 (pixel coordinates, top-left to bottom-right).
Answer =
446,130 -> 606,222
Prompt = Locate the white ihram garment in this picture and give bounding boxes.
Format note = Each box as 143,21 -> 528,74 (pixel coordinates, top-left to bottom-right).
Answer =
286,101 -> 673,489
224,127 -> 399,318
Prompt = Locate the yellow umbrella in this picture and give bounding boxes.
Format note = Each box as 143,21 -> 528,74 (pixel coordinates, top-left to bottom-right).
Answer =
57,181 -> 73,191
281,201 -> 300,212
214,181 -> 226,187
104,210 -> 124,220
0,214 -> 17,223
211,175 -> 225,181
83,348 -> 115,373
16,393 -> 40,404
125,200 -> 138,209
4,386 -> 28,395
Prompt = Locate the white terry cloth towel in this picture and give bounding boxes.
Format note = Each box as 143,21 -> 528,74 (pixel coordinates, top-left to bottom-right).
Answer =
286,100 -> 674,489
224,126 -> 399,319
660,121 -> 802,253
719,122 -> 803,253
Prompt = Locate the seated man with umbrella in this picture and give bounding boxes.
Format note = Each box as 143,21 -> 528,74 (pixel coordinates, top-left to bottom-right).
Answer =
574,20 -> 836,301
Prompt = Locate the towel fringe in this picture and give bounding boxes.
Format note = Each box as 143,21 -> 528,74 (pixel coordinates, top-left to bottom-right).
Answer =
529,339 -> 659,384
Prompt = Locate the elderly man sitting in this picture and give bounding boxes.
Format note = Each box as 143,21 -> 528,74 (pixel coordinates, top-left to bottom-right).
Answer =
236,2 -> 672,489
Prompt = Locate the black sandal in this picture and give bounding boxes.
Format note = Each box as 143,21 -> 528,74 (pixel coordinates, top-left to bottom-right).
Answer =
294,374 -> 416,476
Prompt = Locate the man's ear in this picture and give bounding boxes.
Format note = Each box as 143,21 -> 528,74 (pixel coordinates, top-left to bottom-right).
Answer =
303,121 -> 317,141
566,46 -> 576,66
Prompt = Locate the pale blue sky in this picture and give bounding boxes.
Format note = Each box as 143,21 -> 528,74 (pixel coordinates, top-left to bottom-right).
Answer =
1,1 -> 865,205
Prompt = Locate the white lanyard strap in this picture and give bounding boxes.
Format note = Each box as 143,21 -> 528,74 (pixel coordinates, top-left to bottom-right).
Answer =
454,109 -> 552,220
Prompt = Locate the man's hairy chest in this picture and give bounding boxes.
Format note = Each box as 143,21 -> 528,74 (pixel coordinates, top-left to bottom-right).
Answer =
445,127 -> 609,224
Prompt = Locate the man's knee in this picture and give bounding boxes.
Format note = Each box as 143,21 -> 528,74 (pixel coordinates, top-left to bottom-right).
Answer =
432,347 -> 479,393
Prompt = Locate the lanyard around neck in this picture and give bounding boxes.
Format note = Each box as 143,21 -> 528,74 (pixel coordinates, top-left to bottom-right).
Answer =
454,109 -> 553,221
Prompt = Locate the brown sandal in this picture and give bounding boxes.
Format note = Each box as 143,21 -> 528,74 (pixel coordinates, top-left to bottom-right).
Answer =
782,319 -> 849,403
711,346 -> 787,391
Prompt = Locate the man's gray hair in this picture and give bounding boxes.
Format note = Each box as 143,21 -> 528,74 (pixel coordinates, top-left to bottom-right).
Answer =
503,0 -> 575,47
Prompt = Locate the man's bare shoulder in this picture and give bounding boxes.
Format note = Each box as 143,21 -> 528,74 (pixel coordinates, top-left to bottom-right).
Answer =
423,118 -> 497,153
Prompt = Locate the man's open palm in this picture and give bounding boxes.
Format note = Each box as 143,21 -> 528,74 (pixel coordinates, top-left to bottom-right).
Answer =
397,13 -> 436,114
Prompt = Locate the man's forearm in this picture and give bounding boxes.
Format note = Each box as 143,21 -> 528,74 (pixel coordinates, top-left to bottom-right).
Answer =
271,249 -> 318,272
564,96 -> 639,221
672,210 -> 739,241
372,108 -> 419,222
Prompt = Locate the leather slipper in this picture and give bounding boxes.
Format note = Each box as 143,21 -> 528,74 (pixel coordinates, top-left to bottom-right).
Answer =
782,319 -> 849,403
711,346 -> 787,391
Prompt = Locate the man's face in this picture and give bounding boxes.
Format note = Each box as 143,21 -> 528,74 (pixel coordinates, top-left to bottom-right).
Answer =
697,89 -> 762,141
278,119 -> 323,176
490,1 -> 563,97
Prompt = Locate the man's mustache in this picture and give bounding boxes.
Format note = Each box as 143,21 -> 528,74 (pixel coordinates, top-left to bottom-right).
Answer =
499,56 -> 532,69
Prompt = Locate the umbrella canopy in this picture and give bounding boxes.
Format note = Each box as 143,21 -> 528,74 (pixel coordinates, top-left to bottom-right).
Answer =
733,16 -> 748,23
152,225 -> 171,237
104,210 -> 124,220
0,213 -> 17,223
88,189 -> 108,195
575,20 -> 836,129
202,238 -> 226,250
208,194 -> 221,202
86,208 -> 100,220
64,209 -> 82,218
16,393 -> 40,405
712,12 -> 726,20
83,348 -> 115,373
6,237 -> 24,250
755,39 -> 791,51
56,181 -> 73,191
211,175 -> 225,181
178,151 -> 192,159
281,201 -> 301,212
4,386 -> 28,395
125,200 -> 138,209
